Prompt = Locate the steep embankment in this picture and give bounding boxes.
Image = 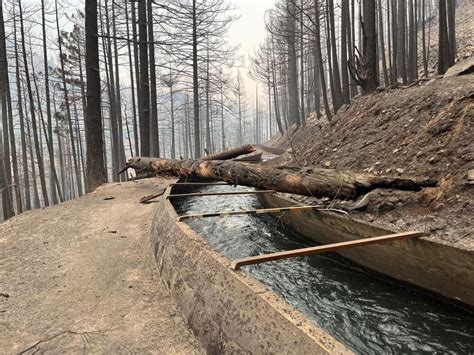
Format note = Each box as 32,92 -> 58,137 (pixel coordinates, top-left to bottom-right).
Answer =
267,68 -> 473,251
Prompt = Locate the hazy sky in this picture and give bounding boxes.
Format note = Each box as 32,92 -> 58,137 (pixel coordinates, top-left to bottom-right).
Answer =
228,0 -> 277,92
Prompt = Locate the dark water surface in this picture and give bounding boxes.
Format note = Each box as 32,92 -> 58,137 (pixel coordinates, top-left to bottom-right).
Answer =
173,185 -> 474,354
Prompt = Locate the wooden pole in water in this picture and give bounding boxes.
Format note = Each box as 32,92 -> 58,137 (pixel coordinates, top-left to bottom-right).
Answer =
230,231 -> 426,270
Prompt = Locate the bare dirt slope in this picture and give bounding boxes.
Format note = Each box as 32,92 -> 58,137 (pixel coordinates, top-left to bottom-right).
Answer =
0,179 -> 204,354
266,70 -> 473,251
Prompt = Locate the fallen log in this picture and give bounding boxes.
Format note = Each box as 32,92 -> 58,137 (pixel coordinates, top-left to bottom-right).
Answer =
201,144 -> 256,161
232,152 -> 263,162
121,157 -> 437,200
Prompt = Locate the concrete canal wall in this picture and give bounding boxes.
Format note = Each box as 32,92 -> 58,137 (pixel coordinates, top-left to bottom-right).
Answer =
258,193 -> 474,307
151,187 -> 350,354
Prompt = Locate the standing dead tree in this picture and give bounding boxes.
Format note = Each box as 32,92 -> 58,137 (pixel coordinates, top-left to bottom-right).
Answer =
348,0 -> 378,94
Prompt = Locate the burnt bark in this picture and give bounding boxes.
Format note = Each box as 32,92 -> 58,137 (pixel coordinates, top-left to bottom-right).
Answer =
349,0 -> 378,94
148,0 -> 159,157
19,0 -> 50,207
202,144 -> 256,161
85,0 -> 107,192
124,157 -> 437,200
286,0 -> 301,127
138,0 -> 150,156
192,0 -> 201,158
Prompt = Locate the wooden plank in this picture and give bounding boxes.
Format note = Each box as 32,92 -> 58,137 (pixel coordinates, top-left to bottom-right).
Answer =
177,205 -> 322,222
168,190 -> 275,199
231,231 -> 426,270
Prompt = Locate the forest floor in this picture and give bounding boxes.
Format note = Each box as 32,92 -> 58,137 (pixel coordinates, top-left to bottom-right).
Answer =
0,179 -> 204,354
265,60 -> 473,251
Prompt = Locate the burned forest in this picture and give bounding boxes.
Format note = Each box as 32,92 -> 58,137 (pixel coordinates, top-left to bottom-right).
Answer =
1,0 -> 473,354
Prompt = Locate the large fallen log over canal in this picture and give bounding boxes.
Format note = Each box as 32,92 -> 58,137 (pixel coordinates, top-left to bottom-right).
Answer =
122,157 -> 437,200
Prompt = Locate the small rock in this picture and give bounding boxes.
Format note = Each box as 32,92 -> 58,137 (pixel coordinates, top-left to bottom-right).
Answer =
332,148 -> 338,152
429,157 -> 438,164
385,168 -> 392,174
367,167 -> 375,173
430,225 -> 445,232
468,169 -> 474,183
395,168 -> 405,174
323,161 -> 331,168
378,202 -> 396,212
104,196 -> 115,201
393,148 -> 400,154
375,161 -> 381,166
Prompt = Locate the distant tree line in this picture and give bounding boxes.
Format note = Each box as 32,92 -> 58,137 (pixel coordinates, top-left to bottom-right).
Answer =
249,0 -> 458,135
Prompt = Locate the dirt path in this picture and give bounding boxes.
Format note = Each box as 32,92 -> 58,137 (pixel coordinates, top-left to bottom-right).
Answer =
0,179 -> 204,354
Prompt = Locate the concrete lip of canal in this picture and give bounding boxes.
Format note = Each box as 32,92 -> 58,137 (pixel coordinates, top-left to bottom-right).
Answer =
152,183 -> 350,354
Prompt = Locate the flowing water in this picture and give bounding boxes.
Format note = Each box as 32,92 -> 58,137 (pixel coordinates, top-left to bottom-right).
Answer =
173,184 -> 474,354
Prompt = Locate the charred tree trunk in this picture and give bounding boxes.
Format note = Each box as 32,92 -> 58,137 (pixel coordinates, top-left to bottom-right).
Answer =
397,0 -> 407,83
56,0 -> 82,196
131,1 -> 140,155
19,0 -> 50,207
408,0 -> 417,83
0,131 -> 14,219
42,0 -> 60,204
85,0 -> 106,192
0,0 -> 15,218
13,18 -> 31,211
192,0 -> 201,158
299,0 -> 305,126
286,0 -> 301,127
378,0 -> 389,87
314,0 -> 332,120
112,0 -> 127,176
447,0 -> 456,65
438,0 -> 455,74
147,0 -> 159,157
327,0 -> 343,110
349,0 -> 378,94
124,157 -> 437,200
270,34 -> 284,134
138,0 -> 150,156
390,0 -> 398,83
340,0 -> 350,103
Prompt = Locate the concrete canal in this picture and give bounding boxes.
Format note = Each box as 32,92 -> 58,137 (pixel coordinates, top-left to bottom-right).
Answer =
173,184 -> 474,354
